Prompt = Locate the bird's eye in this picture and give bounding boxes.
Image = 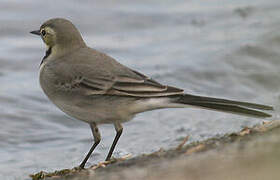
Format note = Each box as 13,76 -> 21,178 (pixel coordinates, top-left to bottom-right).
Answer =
41,29 -> 46,36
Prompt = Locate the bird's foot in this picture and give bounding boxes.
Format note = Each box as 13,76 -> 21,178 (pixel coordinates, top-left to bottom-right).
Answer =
90,154 -> 132,170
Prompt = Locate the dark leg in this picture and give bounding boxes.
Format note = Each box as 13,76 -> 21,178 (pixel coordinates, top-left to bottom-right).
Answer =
105,122 -> 123,161
79,122 -> 101,168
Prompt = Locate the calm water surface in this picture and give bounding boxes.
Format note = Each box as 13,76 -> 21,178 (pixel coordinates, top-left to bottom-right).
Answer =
0,0 -> 280,179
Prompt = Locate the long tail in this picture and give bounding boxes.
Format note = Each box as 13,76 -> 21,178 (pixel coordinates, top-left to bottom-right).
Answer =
172,94 -> 273,118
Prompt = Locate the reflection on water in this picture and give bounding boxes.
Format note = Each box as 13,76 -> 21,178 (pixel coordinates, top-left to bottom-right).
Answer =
0,0 -> 279,179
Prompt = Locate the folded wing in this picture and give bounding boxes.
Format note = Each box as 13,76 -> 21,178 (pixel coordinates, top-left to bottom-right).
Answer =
79,70 -> 184,97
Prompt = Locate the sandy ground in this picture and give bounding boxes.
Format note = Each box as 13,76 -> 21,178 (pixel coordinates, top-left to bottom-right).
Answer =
30,120 -> 280,180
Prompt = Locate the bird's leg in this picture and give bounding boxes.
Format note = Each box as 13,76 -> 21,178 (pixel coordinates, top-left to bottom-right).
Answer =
79,122 -> 101,168
105,122 -> 123,161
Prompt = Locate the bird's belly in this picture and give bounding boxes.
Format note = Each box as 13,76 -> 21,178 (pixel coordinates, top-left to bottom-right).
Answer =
41,86 -> 134,124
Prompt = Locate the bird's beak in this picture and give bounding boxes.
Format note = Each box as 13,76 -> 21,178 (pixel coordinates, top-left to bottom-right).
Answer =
30,30 -> 41,36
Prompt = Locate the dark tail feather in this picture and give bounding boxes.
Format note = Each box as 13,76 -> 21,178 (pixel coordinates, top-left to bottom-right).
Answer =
174,94 -> 273,118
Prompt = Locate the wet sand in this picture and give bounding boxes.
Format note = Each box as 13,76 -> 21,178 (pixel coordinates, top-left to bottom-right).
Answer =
31,120 -> 280,180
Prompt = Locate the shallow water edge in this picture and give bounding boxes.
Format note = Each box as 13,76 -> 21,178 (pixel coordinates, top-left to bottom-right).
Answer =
30,119 -> 280,180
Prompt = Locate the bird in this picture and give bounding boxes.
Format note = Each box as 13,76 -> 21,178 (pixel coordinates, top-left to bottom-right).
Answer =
30,18 -> 273,168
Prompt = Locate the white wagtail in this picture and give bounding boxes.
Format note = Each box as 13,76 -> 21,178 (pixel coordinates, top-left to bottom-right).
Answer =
30,18 -> 273,168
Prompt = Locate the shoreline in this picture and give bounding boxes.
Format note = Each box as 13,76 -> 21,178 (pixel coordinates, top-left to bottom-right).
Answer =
31,120 -> 280,180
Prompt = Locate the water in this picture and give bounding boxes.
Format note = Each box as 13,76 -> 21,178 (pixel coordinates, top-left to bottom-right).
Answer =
1,0 -> 280,179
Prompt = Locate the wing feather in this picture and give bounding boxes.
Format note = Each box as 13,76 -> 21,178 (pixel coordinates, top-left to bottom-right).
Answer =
79,72 -> 183,97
